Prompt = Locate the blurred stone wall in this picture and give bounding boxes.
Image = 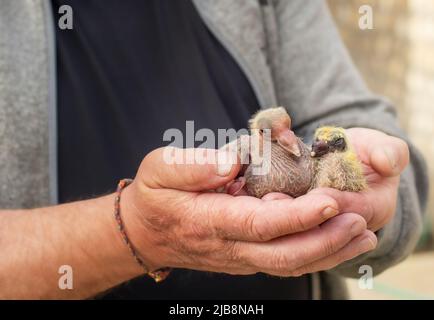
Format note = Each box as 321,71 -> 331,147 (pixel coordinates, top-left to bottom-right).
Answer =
328,0 -> 434,245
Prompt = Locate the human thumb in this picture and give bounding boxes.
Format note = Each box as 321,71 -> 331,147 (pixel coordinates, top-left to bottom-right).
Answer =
137,147 -> 240,191
369,137 -> 409,178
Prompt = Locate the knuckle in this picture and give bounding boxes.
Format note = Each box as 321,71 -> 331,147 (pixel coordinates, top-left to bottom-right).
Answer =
210,200 -> 233,238
320,235 -> 341,256
145,147 -> 166,167
271,250 -> 296,274
292,212 -> 307,232
143,148 -> 158,163
281,200 -> 305,231
190,222 -> 212,240
243,209 -> 269,241
225,241 -> 241,262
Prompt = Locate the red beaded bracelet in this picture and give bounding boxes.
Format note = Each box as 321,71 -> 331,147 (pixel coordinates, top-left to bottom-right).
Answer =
114,179 -> 171,283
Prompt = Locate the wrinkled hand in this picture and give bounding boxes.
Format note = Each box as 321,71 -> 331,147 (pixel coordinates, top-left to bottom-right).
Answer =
121,147 -> 376,277
312,128 -> 410,232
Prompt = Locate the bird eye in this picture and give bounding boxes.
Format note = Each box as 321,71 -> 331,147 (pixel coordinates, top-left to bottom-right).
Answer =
334,138 -> 344,146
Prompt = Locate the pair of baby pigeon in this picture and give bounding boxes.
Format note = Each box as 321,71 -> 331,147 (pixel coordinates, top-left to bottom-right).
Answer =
223,107 -> 367,198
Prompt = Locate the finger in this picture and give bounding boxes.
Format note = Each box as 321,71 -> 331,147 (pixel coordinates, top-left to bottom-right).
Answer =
367,135 -> 409,177
261,193 -> 293,201
290,231 -> 377,276
140,147 -> 240,191
309,187 -> 373,222
308,187 -> 396,230
202,191 -> 340,241
234,213 -> 367,276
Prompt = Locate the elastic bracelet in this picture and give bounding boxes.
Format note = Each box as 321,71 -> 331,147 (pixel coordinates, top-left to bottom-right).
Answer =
114,179 -> 171,283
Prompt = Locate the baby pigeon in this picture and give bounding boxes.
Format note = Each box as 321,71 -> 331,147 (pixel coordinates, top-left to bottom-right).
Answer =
243,107 -> 314,198
310,126 -> 367,192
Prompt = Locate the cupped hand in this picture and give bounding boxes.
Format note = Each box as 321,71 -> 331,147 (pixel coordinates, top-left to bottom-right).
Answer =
311,127 -> 410,232
120,147 -> 376,277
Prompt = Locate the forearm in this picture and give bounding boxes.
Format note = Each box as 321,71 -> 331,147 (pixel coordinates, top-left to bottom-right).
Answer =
0,193 -> 143,299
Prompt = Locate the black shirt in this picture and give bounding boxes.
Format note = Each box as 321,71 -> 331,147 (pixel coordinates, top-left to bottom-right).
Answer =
52,0 -> 310,299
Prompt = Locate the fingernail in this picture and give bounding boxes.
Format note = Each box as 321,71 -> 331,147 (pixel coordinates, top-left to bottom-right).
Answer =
361,235 -> 377,251
384,147 -> 397,171
216,150 -> 235,176
322,207 -> 339,219
350,221 -> 365,237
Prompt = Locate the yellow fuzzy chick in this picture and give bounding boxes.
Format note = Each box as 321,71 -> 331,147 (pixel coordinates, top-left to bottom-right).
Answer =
310,126 -> 367,192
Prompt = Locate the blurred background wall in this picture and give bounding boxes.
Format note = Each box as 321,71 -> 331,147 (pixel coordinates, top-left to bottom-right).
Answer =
328,0 -> 434,248
327,0 -> 434,299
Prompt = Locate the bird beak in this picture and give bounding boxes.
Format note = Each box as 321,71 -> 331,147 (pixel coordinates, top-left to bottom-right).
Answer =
277,130 -> 301,157
311,140 -> 328,157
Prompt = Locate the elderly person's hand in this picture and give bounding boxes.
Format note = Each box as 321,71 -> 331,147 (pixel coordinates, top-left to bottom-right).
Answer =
121,147 -> 376,277
310,128 -> 410,232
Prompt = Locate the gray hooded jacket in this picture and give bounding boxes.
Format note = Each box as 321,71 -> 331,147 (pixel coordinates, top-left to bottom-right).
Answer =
0,0 -> 429,299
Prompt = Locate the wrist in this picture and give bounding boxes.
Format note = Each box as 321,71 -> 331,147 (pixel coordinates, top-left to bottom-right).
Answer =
95,193 -> 145,280
119,180 -> 165,271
